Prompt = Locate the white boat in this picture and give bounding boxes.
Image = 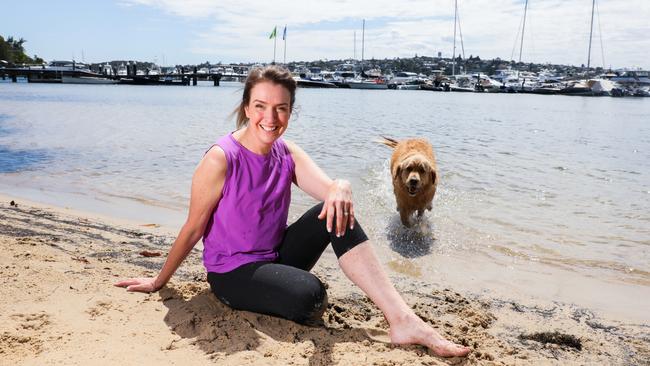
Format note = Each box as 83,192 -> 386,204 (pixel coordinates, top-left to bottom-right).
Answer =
389,72 -> 429,90
630,87 -> 650,97
473,74 -> 504,92
448,74 -> 475,92
610,70 -> 650,86
503,72 -> 539,92
348,20 -> 387,90
389,71 -> 419,84
117,64 -> 128,76
490,69 -> 517,83
101,63 -> 114,76
61,76 -> 118,84
346,78 -> 388,89
221,67 -> 238,81
585,79 -> 615,96
363,68 -> 382,78
147,65 -> 161,76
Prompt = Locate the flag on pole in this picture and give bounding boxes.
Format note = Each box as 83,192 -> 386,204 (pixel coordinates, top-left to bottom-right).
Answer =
282,26 -> 287,40
269,26 -> 277,39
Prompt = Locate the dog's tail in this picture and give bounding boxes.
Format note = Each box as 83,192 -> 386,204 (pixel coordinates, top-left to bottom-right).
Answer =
378,136 -> 399,149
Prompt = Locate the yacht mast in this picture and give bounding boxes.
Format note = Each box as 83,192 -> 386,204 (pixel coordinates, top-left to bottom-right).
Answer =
361,19 -> 365,65
519,0 -> 528,63
452,0 -> 457,76
587,0 -> 595,68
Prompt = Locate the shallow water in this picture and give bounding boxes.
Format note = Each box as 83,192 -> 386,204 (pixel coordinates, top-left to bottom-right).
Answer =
1,81 -> 648,322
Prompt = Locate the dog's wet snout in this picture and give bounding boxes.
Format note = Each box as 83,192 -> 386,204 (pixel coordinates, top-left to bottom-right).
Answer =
408,177 -> 419,188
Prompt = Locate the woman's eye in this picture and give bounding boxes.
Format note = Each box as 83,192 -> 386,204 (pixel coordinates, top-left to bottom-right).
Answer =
255,104 -> 264,110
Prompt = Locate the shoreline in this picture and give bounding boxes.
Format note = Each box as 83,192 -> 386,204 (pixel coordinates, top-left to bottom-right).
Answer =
1,196 -> 648,365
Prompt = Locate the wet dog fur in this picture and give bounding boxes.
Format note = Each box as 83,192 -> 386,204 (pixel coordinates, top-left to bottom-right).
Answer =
380,137 -> 438,227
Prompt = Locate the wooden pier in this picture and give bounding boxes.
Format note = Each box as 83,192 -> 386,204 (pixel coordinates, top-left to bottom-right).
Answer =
0,64 -> 250,86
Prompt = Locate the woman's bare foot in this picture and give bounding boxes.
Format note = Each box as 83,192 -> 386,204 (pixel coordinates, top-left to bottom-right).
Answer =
389,313 -> 471,358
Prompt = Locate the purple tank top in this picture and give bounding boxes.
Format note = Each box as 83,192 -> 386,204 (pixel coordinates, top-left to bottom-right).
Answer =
202,133 -> 295,273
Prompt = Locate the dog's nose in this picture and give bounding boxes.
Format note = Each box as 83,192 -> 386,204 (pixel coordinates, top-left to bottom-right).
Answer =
408,178 -> 419,187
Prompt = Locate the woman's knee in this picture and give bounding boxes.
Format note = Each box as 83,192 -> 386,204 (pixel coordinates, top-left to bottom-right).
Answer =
291,276 -> 328,325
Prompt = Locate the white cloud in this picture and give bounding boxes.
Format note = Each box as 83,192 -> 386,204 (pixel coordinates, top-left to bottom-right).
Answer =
120,0 -> 650,69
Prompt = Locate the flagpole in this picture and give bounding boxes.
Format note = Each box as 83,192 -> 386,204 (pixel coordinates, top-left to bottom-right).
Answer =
283,25 -> 287,64
273,26 -> 277,64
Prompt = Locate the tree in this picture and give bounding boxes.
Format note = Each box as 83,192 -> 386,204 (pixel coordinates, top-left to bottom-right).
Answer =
1,35 -> 39,64
0,36 -> 10,62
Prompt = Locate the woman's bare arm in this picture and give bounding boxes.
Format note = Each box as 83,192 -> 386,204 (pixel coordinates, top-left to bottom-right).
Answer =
114,146 -> 227,292
285,140 -> 354,237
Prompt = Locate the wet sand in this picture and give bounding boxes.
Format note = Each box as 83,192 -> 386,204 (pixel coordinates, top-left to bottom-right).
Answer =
1,196 -> 648,365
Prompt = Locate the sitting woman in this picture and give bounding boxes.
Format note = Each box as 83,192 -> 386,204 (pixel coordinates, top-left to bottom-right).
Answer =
115,65 -> 470,358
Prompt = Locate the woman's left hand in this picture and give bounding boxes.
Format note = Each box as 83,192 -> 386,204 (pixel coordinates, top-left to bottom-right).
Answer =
318,179 -> 355,237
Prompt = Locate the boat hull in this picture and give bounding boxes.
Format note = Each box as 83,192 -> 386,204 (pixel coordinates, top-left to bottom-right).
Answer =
61,76 -> 118,84
296,79 -> 338,88
347,82 -> 388,90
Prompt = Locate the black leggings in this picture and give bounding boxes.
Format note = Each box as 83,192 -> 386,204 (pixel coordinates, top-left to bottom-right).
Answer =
207,202 -> 368,325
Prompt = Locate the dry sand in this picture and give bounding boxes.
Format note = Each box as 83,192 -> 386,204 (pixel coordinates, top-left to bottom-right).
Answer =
1,198 -> 648,365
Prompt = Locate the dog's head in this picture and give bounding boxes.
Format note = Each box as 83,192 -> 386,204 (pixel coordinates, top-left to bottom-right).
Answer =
394,155 -> 437,196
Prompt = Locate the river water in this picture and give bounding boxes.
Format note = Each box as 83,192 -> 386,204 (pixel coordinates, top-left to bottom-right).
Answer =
1,81 -> 648,323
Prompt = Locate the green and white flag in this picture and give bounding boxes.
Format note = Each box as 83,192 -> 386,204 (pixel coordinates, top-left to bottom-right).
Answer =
269,26 -> 277,39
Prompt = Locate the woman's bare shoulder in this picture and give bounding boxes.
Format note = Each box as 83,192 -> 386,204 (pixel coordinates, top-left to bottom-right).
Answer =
283,139 -> 305,155
198,145 -> 227,175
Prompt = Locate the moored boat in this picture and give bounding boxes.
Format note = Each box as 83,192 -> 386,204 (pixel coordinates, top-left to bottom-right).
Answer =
346,78 -> 388,89
61,76 -> 118,84
295,78 -> 337,88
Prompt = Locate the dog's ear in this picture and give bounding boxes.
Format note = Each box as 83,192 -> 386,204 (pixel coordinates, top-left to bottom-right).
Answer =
431,170 -> 437,185
393,164 -> 402,178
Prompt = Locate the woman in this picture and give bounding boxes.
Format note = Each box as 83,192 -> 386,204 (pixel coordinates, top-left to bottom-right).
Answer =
115,66 -> 470,358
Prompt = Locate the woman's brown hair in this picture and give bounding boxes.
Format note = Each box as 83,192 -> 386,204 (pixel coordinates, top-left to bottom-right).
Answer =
235,65 -> 297,129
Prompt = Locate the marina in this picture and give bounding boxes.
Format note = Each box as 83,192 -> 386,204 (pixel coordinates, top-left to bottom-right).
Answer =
1,60 -> 648,97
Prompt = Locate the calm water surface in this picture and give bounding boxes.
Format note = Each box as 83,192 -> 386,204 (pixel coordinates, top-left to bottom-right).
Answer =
1,82 -> 648,322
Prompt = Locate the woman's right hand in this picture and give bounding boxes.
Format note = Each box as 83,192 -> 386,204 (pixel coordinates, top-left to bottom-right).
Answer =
114,277 -> 161,293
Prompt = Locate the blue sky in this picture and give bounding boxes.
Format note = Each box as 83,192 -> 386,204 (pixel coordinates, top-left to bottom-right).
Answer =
3,0 -> 649,69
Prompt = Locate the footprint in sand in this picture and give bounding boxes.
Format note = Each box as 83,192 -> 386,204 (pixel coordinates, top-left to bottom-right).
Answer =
0,331 -> 44,356
10,312 -> 51,331
2,312 -> 51,359
86,300 -> 118,319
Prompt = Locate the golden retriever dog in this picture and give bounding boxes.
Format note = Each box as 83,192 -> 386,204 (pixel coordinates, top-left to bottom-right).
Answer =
380,137 -> 438,227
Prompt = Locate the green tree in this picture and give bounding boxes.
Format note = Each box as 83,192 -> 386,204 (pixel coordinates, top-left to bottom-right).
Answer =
1,35 -> 39,65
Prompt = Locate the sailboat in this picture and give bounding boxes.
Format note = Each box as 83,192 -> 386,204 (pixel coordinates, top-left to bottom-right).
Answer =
502,0 -> 542,93
559,0 -> 613,96
346,19 -> 388,89
448,0 -> 479,92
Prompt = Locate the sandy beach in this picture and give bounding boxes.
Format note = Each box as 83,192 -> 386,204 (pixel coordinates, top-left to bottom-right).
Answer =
1,195 -> 648,365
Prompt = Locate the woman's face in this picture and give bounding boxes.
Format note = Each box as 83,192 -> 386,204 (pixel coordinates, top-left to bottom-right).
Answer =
244,81 -> 292,146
